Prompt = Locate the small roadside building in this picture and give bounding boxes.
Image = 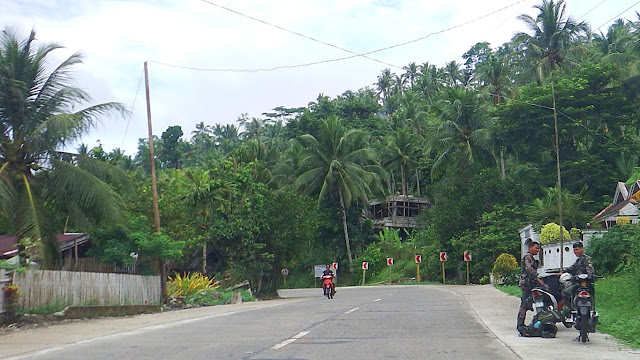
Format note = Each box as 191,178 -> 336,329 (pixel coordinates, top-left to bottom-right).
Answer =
365,195 -> 430,237
0,233 -> 90,268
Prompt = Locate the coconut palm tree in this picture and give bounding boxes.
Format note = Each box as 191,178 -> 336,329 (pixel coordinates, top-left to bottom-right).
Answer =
513,0 -> 589,83
444,61 -> 463,87
382,127 -> 423,196
0,28 -> 125,267
427,88 -> 492,178
402,62 -> 419,90
294,116 -> 385,264
475,53 -> 512,106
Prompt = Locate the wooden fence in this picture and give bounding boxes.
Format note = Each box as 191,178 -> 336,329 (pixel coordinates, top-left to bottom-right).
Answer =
13,270 -> 161,310
0,269 -> 10,316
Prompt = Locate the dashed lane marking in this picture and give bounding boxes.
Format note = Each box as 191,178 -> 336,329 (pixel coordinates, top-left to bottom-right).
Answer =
271,331 -> 310,349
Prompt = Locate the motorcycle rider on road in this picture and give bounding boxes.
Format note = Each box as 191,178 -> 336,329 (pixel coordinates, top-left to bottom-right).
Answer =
517,238 -> 549,336
322,264 -> 336,295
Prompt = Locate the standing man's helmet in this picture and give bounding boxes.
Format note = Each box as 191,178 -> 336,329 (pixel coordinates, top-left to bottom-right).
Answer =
559,273 -> 572,284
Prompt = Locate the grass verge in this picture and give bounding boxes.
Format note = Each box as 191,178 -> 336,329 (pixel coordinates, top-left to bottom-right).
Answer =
595,273 -> 640,349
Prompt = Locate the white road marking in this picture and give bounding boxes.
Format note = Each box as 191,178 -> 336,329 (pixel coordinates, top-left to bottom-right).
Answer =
271,331 -> 310,349
373,298 -> 382,302
345,307 -> 359,314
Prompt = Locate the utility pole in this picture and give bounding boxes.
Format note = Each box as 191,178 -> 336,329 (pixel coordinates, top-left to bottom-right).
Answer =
144,61 -> 167,301
551,79 -> 565,269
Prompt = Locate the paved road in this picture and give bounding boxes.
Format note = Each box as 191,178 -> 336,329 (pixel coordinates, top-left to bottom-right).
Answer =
1,285 -> 638,360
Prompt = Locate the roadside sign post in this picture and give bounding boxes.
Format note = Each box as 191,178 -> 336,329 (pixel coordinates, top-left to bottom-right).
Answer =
281,268 -> 289,287
387,258 -> 394,285
415,255 -> 422,282
464,252 -> 472,285
439,252 -> 447,284
332,262 -> 338,284
362,262 -> 368,286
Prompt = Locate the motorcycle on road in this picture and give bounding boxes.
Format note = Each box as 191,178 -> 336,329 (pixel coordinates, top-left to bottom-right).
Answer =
322,275 -> 334,299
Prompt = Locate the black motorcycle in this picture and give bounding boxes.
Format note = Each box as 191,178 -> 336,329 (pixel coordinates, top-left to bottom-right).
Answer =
566,273 -> 598,343
528,275 -> 572,338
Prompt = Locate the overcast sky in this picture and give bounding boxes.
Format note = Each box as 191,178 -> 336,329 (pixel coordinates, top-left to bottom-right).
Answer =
2,0 -> 639,156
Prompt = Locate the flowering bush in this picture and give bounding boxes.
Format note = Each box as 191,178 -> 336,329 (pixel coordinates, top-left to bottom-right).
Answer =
167,272 -> 219,298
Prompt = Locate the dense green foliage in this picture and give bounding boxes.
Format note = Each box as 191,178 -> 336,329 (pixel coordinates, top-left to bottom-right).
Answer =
4,2 -> 640,303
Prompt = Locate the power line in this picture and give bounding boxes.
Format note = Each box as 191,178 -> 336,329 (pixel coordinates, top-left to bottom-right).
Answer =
593,0 -> 640,31
198,0 -> 402,70
577,0 -> 609,21
151,0 -> 529,73
120,69 -> 144,149
489,92 -> 598,131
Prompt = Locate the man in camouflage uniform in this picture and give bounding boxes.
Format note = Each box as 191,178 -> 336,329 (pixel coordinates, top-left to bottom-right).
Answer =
564,242 -> 595,277
562,242 -> 596,316
517,238 -> 548,336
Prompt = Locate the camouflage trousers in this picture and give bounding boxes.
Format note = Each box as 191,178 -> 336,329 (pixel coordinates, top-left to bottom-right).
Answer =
518,289 -> 533,321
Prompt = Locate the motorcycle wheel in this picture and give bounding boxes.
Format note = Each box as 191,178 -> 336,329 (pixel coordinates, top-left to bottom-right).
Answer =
579,315 -> 589,343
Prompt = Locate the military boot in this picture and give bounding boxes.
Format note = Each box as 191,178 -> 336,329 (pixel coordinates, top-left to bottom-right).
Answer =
517,318 -> 529,337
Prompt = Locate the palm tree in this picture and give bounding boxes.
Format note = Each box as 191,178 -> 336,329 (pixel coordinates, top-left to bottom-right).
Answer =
444,61 -> 462,87
0,28 -> 125,267
416,62 -> 443,100
427,88 -> 492,178
184,169 -> 236,274
294,116 -> 385,264
402,62 -> 419,89
476,53 -> 512,106
375,68 -> 396,102
382,127 -> 422,196
514,0 -> 588,83
192,121 -> 212,136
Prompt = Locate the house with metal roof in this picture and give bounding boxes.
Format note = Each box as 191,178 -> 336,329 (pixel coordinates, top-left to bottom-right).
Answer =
0,233 -> 90,267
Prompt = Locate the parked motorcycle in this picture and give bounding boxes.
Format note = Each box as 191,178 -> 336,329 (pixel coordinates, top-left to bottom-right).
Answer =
561,273 -> 598,343
528,275 -> 572,338
322,275 -> 334,299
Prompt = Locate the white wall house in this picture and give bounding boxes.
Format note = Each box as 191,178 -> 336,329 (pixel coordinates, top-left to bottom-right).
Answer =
518,225 -> 606,277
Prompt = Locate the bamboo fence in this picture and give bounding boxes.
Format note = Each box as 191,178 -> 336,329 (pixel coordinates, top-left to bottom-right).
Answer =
13,270 -> 161,310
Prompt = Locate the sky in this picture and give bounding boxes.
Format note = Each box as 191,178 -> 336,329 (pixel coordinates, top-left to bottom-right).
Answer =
1,0 -> 639,157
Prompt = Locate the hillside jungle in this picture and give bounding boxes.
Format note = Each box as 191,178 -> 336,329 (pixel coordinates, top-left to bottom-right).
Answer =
1,1 -> 640,300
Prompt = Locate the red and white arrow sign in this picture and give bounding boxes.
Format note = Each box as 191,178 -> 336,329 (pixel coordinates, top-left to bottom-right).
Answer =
464,252 -> 472,262
387,258 -> 394,266
332,262 -> 339,270
362,262 -> 369,270
439,252 -> 447,261
415,255 -> 422,264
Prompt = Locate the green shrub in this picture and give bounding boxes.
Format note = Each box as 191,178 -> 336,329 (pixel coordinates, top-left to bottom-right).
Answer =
492,253 -> 518,279
588,224 -> 640,275
167,272 -> 220,298
540,223 -> 570,244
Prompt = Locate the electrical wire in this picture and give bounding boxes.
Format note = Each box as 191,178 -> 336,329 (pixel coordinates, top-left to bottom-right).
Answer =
198,0 -> 402,70
151,0 -> 529,73
120,69 -> 144,149
593,0 -> 640,31
489,92 -> 593,129
577,0 -> 609,21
